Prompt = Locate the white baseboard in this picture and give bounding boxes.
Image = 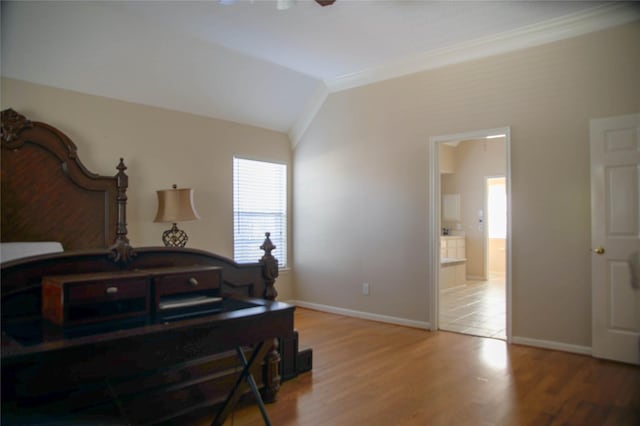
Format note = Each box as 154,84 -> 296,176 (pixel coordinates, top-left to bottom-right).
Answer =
289,300 -> 592,356
466,275 -> 487,281
288,300 -> 431,330
440,284 -> 467,293
511,336 -> 592,356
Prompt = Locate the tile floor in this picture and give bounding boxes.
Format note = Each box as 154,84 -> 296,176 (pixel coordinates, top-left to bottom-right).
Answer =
439,272 -> 506,339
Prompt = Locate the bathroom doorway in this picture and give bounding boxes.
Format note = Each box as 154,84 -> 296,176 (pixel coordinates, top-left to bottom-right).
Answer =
429,128 -> 511,341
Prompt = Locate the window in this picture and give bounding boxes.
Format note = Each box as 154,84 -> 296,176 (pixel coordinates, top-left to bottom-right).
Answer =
487,177 -> 507,239
233,157 -> 287,267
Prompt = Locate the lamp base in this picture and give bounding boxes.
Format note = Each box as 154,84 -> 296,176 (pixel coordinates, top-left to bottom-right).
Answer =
162,223 -> 188,247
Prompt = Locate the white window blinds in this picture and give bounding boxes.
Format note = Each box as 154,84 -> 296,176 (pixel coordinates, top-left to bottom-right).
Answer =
233,157 -> 287,267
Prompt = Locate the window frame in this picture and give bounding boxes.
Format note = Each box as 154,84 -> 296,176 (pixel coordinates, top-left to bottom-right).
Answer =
232,156 -> 288,268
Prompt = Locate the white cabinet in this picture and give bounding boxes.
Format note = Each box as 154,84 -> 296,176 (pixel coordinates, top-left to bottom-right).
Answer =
440,236 -> 465,261
442,194 -> 461,222
440,236 -> 466,289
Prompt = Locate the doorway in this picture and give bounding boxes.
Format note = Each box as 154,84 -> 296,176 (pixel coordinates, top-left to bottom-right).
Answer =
429,128 -> 511,342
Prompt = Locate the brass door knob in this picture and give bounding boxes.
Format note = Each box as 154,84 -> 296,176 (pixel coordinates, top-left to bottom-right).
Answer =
593,247 -> 605,255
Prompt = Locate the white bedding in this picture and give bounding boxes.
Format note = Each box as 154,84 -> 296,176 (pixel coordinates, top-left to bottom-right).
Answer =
0,242 -> 64,263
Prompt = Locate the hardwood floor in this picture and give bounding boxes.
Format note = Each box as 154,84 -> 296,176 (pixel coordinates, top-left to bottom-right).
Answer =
186,308 -> 640,426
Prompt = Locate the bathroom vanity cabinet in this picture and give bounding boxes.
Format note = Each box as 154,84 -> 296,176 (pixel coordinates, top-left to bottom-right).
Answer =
440,236 -> 466,290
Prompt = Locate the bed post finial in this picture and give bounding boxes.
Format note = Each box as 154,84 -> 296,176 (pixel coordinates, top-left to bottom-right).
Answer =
109,158 -> 136,265
259,231 -> 281,402
1,108 -> 33,144
260,232 -> 279,300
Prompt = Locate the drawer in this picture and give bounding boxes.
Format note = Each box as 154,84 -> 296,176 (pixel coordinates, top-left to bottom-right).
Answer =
68,278 -> 148,304
154,268 -> 221,297
42,272 -> 151,326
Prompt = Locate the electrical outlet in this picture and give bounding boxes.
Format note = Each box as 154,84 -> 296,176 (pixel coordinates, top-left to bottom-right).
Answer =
362,282 -> 370,296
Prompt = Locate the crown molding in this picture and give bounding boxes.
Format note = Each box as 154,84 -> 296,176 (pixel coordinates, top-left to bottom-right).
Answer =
326,2 -> 640,93
290,2 -> 640,147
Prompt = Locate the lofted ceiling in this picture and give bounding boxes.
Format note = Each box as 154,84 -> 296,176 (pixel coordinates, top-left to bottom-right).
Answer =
1,1 -> 638,143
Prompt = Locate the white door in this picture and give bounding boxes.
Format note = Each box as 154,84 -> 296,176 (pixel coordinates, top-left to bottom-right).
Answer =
591,113 -> 640,365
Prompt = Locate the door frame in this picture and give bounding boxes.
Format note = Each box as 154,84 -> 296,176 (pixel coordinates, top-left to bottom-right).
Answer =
428,127 -> 512,342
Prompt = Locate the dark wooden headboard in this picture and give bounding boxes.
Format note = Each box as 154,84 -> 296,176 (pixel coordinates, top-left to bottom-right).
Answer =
0,108 -> 282,310
1,108 -> 127,251
0,110 -> 309,424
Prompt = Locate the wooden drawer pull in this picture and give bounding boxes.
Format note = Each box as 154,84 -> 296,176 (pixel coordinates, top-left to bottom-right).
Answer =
188,277 -> 199,287
105,286 -> 119,294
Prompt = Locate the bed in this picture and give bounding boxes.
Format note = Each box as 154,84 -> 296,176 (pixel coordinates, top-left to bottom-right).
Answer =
1,108 -> 311,424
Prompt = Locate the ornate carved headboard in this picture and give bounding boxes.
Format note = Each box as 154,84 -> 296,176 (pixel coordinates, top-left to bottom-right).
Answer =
1,108 -> 129,255
0,108 -> 283,305
1,110 -> 309,424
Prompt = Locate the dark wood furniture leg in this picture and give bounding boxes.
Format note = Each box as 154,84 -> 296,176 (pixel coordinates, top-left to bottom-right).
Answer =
262,337 -> 281,403
212,340 -> 274,426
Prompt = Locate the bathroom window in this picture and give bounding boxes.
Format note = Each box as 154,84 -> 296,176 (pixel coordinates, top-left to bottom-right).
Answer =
233,157 -> 287,267
487,178 -> 507,239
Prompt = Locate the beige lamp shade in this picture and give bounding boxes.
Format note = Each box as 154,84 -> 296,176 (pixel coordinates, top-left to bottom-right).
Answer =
154,186 -> 200,223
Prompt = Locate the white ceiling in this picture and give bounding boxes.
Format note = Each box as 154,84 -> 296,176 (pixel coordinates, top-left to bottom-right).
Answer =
2,1 -> 637,142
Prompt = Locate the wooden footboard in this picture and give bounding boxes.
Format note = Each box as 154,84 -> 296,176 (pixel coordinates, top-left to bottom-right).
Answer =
1,246 -> 311,424
1,109 -> 312,424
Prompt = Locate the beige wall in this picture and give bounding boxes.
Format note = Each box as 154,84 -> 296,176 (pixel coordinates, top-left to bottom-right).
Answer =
438,144 -> 456,174
1,78 -> 295,299
441,138 -> 506,279
293,22 -> 640,347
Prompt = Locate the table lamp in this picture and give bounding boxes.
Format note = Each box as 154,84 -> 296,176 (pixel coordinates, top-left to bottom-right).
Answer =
154,184 -> 200,247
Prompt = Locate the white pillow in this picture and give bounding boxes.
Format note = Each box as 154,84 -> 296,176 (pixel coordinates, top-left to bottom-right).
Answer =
0,242 -> 64,263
